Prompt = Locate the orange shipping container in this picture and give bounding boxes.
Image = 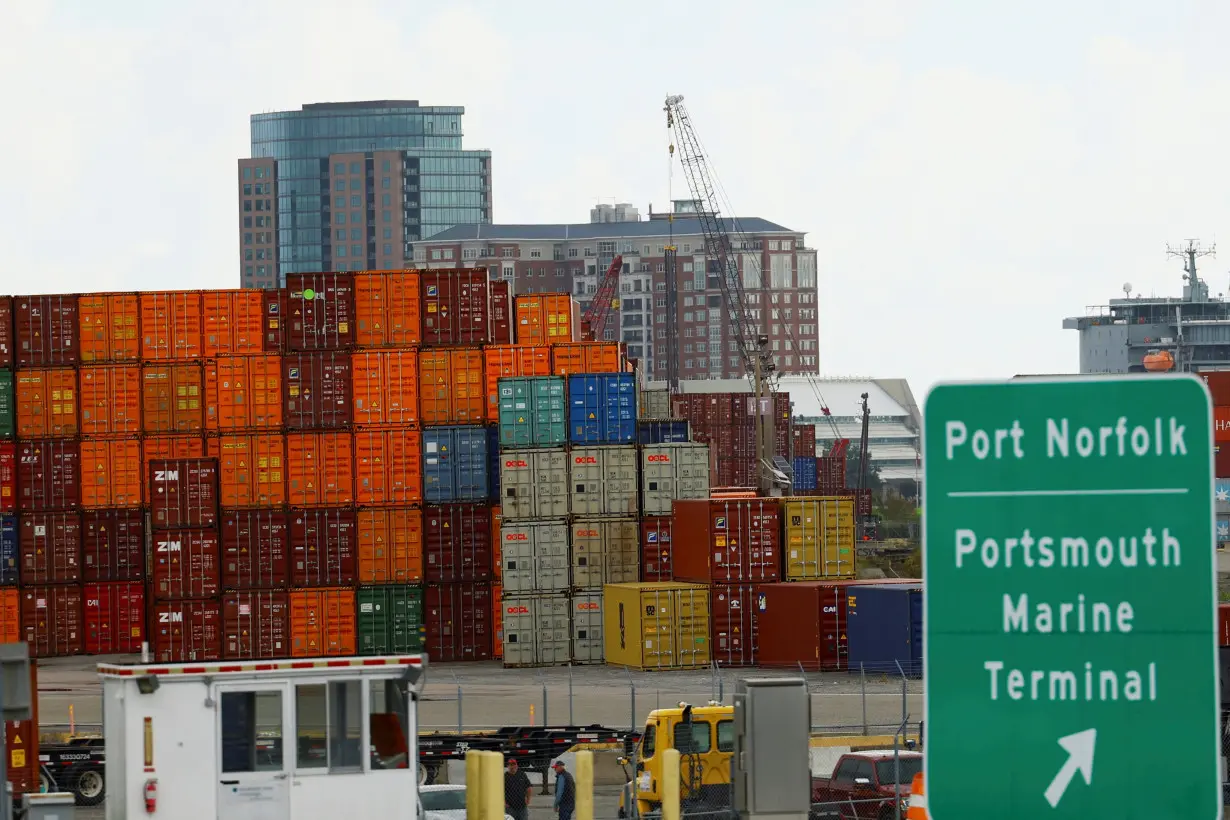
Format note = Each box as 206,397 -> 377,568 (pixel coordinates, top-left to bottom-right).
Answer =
16,368 -> 78,437
0,588 -> 18,644
418,348 -> 485,424
207,434 -> 287,508
205,354 -> 282,431
290,588 -> 357,657
354,270 -> 423,347
357,508 -> 424,583
354,429 -> 423,506
352,350 -> 420,427
141,364 -> 205,433
286,432 -> 354,507
78,364 -> 141,436
551,342 -> 623,375
80,439 -> 143,508
483,346 -> 551,417
140,291 -> 204,361
141,435 -> 206,480
514,294 -> 579,345
78,293 -> 140,362
203,290 -> 267,356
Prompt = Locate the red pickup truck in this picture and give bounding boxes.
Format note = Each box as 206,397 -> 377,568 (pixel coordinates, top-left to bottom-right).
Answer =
810,750 -> 923,820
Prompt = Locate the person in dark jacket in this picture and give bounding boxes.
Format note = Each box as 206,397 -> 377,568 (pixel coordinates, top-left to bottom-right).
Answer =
504,758 -> 533,820
552,760 -> 576,820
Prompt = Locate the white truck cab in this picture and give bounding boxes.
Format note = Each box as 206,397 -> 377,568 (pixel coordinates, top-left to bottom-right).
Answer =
98,654 -> 427,820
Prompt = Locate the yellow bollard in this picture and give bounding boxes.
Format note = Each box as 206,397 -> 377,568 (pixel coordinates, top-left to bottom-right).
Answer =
575,750 -> 594,820
661,748 -> 680,820
480,750 -> 505,820
466,751 -> 484,820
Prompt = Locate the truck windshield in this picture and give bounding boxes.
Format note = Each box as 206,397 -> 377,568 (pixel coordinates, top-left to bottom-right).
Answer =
874,758 -> 923,785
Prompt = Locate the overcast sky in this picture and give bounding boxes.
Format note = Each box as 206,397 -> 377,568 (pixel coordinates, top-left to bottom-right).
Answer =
4,0 -> 1230,395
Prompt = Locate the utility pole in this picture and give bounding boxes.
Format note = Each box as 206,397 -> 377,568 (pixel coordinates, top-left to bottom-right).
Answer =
754,334 -> 775,496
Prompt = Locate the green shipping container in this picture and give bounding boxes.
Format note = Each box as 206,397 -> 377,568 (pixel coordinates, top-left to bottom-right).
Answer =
0,370 -> 12,439
498,376 -> 567,448
357,585 -> 425,655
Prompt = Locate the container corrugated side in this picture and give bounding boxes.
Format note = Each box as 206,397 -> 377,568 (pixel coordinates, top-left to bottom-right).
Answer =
286,273 -> 356,352
500,520 -> 569,594
571,518 -> 639,589
498,376 -> 566,448
15,295 -> 79,367
671,499 -> 781,583
203,290 -> 268,356
354,271 -> 422,348
140,291 -> 204,361
419,270 -> 489,347
424,581 -> 493,662
0,442 -> 12,514
489,280 -> 512,345
151,599 -> 223,663
206,354 -> 283,431
141,435 -> 205,481
290,587 -> 358,657
601,582 -> 710,670
352,349 -> 419,427
354,428 -> 422,506
357,585 -> 424,655
498,448 -> 568,519
83,581 -> 145,654
17,440 -> 80,512
567,374 -> 636,444
501,593 -> 570,668
221,510 -> 290,590
286,432 -> 355,507
423,503 -> 492,583
208,433 -> 287,508
81,508 -> 143,582
16,368 -> 79,438
638,388 -> 670,420
791,457 -> 818,491
641,443 -> 711,515
782,497 -> 857,580
418,348 -> 485,425
357,508 -> 423,584
150,528 -> 221,600
0,297 -> 13,370
710,583 -> 756,667
636,419 -> 689,445
19,512 -> 81,584
0,370 -> 12,440
80,438 -> 142,508
282,351 -> 353,430
514,294 -> 578,346
484,346 -> 552,419
0,588 -> 17,643
570,591 -> 603,664
78,293 -> 140,363
141,363 -> 205,433
78,363 -> 141,435
846,583 -> 924,677
21,585 -> 83,658
638,516 -> 673,582
551,343 -> 622,375
422,425 -> 488,503
223,590 -> 290,659
0,515 -> 16,585
148,457 -> 219,529
290,508 -> 358,586
569,445 -> 638,516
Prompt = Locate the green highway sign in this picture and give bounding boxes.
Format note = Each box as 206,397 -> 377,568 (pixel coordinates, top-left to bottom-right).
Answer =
923,375 -> 1220,819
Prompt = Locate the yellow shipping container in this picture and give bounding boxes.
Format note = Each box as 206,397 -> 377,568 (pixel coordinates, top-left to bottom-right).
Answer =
782,497 -> 857,580
603,582 -> 710,670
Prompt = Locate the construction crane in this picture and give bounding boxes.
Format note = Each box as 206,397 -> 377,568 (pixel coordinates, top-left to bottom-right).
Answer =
665,94 -> 784,495
579,254 -> 624,342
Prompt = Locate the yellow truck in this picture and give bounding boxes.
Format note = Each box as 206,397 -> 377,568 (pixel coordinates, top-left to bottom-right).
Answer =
618,701 -> 733,818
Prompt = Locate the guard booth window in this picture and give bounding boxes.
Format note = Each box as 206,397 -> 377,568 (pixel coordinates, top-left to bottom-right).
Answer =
221,691 -> 284,773
294,681 -> 363,773
369,679 -> 410,770
673,721 -> 711,754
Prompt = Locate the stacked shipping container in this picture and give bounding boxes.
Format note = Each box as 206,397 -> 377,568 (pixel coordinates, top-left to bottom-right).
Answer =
1203,373 -> 1230,547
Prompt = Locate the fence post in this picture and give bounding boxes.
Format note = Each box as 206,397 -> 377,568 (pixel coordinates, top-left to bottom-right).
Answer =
860,662 -> 868,735
452,670 -> 463,734
576,750 -> 595,820
542,681 -> 549,728
569,664 -> 575,725
626,666 -> 636,730
661,748 -> 681,820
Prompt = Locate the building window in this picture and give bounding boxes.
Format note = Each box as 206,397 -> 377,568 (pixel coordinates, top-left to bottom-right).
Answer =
336,230 -> 346,241
335,180 -> 345,192
352,244 -> 363,256
530,249 -> 541,259
443,249 -> 454,260
350,179 -> 362,191
245,250 -> 254,261
333,163 -> 345,175
583,248 -> 593,257
350,161 -> 361,174
432,250 -> 442,260
463,248 -> 478,260
383,211 -> 392,222
382,159 -> 391,172
683,244 -> 690,252
382,177 -> 391,189
243,167 -> 252,180
350,228 -> 361,241
384,243 -> 393,256
350,196 -> 361,207
337,247 -> 347,258
243,217 -> 252,228
245,266 -> 253,276
256,167 -> 266,179
335,196 -> 345,209
244,233 -> 253,245
243,184 -> 252,196
255,200 -> 263,211
336,213 -> 346,225
769,240 -> 780,251
243,200 -> 252,212
568,249 -> 578,258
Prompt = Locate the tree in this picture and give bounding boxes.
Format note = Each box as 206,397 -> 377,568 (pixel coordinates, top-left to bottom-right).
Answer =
843,443 -> 882,492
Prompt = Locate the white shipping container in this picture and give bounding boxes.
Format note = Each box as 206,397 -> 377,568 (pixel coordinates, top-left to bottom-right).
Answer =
500,447 -> 569,518
571,518 -> 640,589
570,445 -> 638,516
639,388 -> 671,419
502,594 -> 571,667
570,592 -> 604,664
501,520 -> 570,593
641,442 -> 712,515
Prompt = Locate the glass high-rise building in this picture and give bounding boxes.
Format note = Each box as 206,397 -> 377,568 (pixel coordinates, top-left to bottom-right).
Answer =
237,100 -> 492,288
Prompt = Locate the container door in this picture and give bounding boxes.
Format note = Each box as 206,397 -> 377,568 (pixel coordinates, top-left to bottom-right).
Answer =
215,681 -> 291,820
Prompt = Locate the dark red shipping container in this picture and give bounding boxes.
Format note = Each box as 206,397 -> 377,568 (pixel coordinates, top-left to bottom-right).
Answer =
1201,372 -> 1230,406
223,590 -> 290,659
1218,445 -> 1230,479
17,439 -> 80,512
285,272 -> 356,351
221,509 -> 290,590
1220,602 -> 1230,646
0,295 -> 12,369
19,512 -> 81,583
282,351 -> 353,430
710,584 -> 757,667
423,503 -> 492,583
83,581 -> 145,654
262,289 -> 288,352
21,585 -> 82,657
489,279 -> 513,345
150,599 -> 222,663
149,458 -> 219,529
424,582 -> 492,661
639,516 -> 673,581
420,270 -> 489,346
0,441 -> 14,515
150,528 -> 221,600
791,424 -> 816,458
14,295 -> 79,367
81,508 -> 144,582
289,508 -> 357,586
671,499 -> 782,583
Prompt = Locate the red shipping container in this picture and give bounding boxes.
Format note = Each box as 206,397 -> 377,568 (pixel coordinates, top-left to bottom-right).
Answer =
149,458 -> 219,529
791,424 -> 817,457
19,512 -> 81,583
289,508 -> 357,586
14,295 -> 79,367
671,499 -> 782,583
639,516 -> 673,582
221,510 -> 290,590
710,584 -> 757,667
282,351 -> 353,429
420,270 -> 490,346
1216,407 -> 1230,443
83,581 -> 145,654
223,590 -> 290,659
1202,372 -> 1230,406
0,295 -> 12,369
150,599 -> 222,662
286,272 -> 356,351
81,508 -> 144,582
1219,602 -> 1230,646
1218,445 -> 1230,479
423,503 -> 492,583
6,659 -> 39,795
490,279 -> 513,345
21,585 -> 83,657
17,439 -> 80,512
150,528 -> 221,600
424,582 -> 492,662
0,441 -> 14,514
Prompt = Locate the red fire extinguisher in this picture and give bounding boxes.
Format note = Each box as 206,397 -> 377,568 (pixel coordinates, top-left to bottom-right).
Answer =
144,778 -> 158,813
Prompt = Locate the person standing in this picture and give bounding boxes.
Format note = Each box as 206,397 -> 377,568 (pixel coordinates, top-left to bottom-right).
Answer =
504,758 -> 533,820
552,760 -> 576,820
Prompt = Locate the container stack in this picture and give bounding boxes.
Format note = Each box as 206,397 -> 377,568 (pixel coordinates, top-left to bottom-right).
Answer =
669,393 -> 792,487
1203,372 -> 1230,548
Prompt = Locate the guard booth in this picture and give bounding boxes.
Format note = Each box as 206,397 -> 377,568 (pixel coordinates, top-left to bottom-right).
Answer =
98,655 -> 426,820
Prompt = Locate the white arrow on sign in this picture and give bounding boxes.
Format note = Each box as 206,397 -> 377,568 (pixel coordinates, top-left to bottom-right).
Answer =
1043,728 -> 1097,808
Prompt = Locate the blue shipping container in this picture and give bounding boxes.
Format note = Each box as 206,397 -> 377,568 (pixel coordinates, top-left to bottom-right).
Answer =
498,376 -> 567,448
792,456 -> 817,491
422,426 -> 491,503
568,373 -> 637,444
0,515 -> 15,585
487,424 -> 501,500
846,583 -> 923,677
637,419 -> 690,445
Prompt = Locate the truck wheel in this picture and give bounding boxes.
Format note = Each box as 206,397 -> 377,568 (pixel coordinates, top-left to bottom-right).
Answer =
71,767 -> 105,806
38,766 -> 55,794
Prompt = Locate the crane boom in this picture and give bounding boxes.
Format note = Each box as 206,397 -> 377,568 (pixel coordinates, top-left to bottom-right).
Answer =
580,254 -> 624,341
